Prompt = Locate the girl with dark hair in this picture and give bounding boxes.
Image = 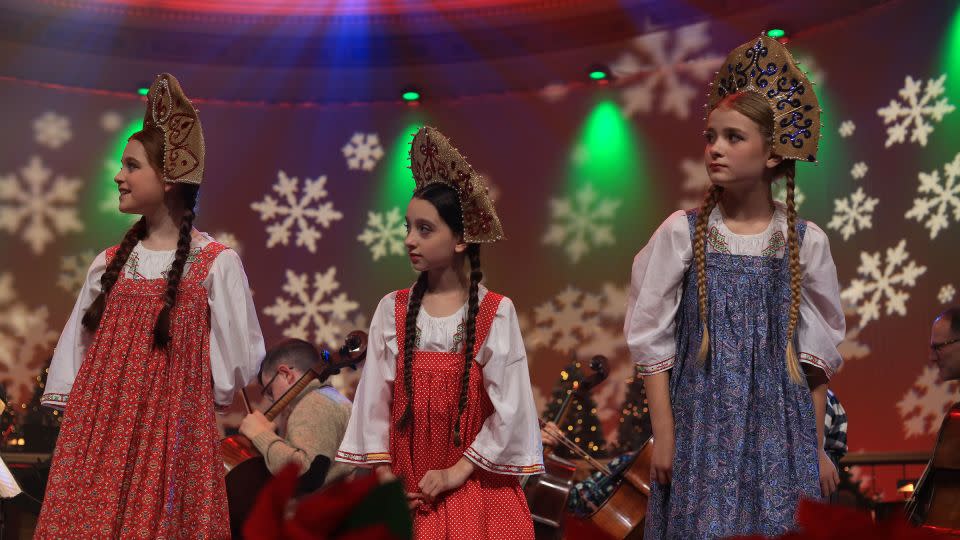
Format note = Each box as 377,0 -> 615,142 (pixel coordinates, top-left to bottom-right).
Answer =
37,73 -> 264,538
626,36 -> 845,538
337,127 -> 542,538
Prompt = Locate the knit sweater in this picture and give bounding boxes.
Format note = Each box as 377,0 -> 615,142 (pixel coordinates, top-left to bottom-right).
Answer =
250,379 -> 354,485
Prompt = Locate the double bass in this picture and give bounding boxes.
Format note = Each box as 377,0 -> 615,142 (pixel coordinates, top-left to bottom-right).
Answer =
523,355 -> 609,539
221,331 -> 367,536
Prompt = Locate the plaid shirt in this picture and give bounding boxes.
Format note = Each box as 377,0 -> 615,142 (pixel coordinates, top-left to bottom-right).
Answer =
824,389 -> 848,461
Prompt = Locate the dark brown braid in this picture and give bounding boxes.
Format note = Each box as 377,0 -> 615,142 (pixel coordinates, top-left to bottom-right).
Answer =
453,243 -> 482,447
396,272 -> 428,431
152,185 -> 199,350
694,184 -> 723,364
782,162 -> 804,383
81,217 -> 148,332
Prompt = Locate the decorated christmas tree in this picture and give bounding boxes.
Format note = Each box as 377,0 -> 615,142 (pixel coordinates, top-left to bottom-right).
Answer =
612,366 -> 653,454
20,365 -> 62,452
542,358 -> 607,459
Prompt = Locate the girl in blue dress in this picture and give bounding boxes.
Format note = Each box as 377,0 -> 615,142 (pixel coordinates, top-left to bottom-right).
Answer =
625,35 -> 845,539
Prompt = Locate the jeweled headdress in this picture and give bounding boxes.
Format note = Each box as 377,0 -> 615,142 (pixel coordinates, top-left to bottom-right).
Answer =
709,34 -> 821,162
143,73 -> 205,184
409,126 -> 504,243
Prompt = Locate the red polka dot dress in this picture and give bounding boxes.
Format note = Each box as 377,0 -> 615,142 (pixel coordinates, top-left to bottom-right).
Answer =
36,241 -> 237,539
337,287 -> 544,540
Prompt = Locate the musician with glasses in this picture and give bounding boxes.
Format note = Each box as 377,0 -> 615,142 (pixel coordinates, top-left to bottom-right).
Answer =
239,338 -> 354,487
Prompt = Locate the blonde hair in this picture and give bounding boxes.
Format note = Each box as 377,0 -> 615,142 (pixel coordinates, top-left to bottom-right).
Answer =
696,91 -> 804,384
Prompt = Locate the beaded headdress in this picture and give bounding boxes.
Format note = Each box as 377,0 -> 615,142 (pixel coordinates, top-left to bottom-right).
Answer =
709,34 -> 821,162
143,73 -> 205,184
409,126 -> 504,243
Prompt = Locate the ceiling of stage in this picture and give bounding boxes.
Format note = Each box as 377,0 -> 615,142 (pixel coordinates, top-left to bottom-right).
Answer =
0,0 -> 892,102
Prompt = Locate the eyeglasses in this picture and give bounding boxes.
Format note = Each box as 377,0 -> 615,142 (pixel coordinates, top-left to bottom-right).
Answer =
261,370 -> 281,400
931,337 -> 960,362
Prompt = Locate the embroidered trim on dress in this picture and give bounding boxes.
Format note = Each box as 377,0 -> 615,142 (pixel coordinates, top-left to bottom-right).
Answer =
707,226 -> 731,254
336,450 -> 391,464
799,352 -> 836,379
761,231 -> 787,257
636,356 -> 675,375
463,447 -> 545,475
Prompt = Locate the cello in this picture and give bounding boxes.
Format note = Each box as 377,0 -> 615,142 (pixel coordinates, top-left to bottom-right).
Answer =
523,355 -> 609,539
905,402 -> 960,533
221,331 -> 367,536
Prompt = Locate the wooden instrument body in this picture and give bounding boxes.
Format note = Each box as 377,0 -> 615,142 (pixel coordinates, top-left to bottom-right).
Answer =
584,436 -> 653,540
525,454 -> 578,538
907,404 -> 960,532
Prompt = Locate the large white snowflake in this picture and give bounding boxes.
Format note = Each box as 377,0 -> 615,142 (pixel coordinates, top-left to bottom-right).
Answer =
342,133 -> 385,172
100,111 -> 124,132
0,274 -> 58,405
263,267 -> 359,348
840,240 -> 927,329
678,158 -> 710,209
827,187 -> 879,241
525,284 -> 627,359
543,183 -> 620,263
212,231 -> 242,255
773,178 -> 805,210
939,284 -> 956,304
33,111 -> 71,149
905,152 -> 960,239
611,21 -> 723,120
877,74 -> 955,148
250,171 -> 343,254
0,156 -> 83,254
357,207 -> 406,261
897,365 -> 960,438
58,250 -> 97,293
838,303 -> 870,362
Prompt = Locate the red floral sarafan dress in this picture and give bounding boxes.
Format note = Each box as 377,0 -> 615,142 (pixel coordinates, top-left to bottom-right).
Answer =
36,242 -> 231,539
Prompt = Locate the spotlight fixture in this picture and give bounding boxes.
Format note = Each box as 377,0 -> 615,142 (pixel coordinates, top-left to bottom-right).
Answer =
401,87 -> 422,105
587,64 -> 612,84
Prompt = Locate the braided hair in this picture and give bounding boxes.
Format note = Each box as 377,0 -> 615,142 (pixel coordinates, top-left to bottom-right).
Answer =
81,126 -> 200,351
395,183 -> 482,447
697,91 -> 804,383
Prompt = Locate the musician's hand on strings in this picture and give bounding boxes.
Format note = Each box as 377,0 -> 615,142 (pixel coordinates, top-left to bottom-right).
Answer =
238,411 -> 276,440
650,434 -> 675,486
418,458 -> 475,502
819,449 -> 839,498
540,421 -> 562,448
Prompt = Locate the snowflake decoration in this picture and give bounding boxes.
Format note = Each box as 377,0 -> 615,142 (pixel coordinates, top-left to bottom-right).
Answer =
250,171 -> 343,254
773,178 -> 805,210
838,303 -> 870,362
897,365 -> 959,438
827,187 -> 879,241
877,74 -> 955,148
212,231 -> 242,255
851,162 -> 868,180
939,284 -> 956,305
905,151 -> 960,240
357,207 -> 406,261
33,111 -> 72,149
263,267 -> 359,348
525,284 -> 627,359
0,156 -> 83,254
341,133 -> 385,172
795,54 -> 826,87
0,274 -> 58,405
678,158 -> 710,209
540,83 -> 570,103
58,250 -> 97,293
543,183 -> 620,263
611,21 -> 723,119
100,111 -> 124,132
838,120 -> 856,138
840,239 -> 927,329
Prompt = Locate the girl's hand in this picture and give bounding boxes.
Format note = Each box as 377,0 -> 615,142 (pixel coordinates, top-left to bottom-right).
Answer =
819,449 -> 839,498
650,434 -> 675,486
418,459 -> 475,501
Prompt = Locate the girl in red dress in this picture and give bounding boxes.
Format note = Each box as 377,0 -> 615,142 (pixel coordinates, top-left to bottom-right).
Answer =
36,73 -> 265,539
337,126 -> 543,539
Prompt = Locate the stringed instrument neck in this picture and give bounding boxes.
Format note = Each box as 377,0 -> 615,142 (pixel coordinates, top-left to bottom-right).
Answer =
263,370 -> 318,421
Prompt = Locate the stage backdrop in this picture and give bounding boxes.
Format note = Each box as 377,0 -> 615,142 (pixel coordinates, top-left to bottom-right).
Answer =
0,0 -> 957,499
